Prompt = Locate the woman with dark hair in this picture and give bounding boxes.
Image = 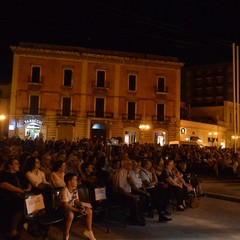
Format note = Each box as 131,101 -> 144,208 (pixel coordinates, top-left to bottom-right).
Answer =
24,156 -> 50,192
49,160 -> 66,188
161,160 -> 185,211
0,155 -> 31,239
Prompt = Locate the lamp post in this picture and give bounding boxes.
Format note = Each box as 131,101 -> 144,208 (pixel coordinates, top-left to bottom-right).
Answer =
0,114 -> 6,137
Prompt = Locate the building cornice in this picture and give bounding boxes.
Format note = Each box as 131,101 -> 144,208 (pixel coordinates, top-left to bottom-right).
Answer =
10,44 -> 184,69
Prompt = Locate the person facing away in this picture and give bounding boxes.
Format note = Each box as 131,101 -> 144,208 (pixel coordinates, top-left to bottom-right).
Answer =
60,172 -> 96,240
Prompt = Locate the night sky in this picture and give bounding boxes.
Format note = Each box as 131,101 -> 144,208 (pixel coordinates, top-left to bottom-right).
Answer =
1,0 -> 240,83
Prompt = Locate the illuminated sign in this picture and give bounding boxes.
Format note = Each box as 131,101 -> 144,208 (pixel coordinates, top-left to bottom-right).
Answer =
24,119 -> 43,125
181,128 -> 186,134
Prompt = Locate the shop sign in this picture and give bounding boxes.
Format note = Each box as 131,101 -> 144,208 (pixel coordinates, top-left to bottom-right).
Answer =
24,119 -> 43,125
57,120 -> 75,126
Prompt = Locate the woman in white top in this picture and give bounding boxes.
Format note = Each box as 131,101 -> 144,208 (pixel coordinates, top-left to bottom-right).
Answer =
50,160 -> 66,188
24,156 -> 50,191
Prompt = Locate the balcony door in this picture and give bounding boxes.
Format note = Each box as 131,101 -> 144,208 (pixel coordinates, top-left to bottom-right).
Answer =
157,104 -> 164,121
95,98 -> 104,118
30,95 -> 39,115
127,102 -> 135,120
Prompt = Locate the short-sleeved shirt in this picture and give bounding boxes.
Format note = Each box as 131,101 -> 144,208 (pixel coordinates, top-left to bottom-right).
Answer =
129,170 -> 143,189
139,168 -> 155,189
161,169 -> 175,183
60,186 -> 79,206
112,168 -> 131,193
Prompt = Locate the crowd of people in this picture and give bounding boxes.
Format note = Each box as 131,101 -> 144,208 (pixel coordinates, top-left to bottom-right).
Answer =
0,136 -> 239,239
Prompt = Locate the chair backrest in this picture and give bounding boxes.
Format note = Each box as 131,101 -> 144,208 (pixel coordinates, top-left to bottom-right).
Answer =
51,187 -> 64,212
77,185 -> 91,203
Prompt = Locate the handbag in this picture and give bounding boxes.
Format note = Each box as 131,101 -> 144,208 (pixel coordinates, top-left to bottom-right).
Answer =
190,196 -> 200,208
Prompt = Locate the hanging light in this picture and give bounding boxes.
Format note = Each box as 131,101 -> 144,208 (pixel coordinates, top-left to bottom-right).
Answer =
139,124 -> 150,131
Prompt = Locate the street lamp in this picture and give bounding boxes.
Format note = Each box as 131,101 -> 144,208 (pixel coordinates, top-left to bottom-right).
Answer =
139,124 -> 150,131
0,114 -> 6,121
0,114 -> 6,137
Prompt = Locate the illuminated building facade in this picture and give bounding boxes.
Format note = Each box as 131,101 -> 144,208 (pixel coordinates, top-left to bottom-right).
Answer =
9,43 -> 183,144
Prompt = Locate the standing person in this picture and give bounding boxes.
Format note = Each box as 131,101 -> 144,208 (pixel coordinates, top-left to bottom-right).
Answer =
60,173 -> 96,240
0,155 -> 31,239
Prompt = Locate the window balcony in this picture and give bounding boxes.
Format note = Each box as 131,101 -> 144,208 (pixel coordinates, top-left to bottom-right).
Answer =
155,86 -> 168,94
122,114 -> 142,121
92,81 -> 110,95
152,115 -> 170,122
56,110 -> 78,117
86,111 -> 114,118
23,108 -> 45,116
28,77 -> 43,90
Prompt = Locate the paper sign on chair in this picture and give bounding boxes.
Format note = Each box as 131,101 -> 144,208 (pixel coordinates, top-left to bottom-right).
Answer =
25,194 -> 45,214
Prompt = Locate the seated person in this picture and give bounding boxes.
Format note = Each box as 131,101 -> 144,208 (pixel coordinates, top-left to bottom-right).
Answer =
112,158 -> 146,226
24,156 -> 51,193
129,160 -> 153,218
0,155 -> 31,238
140,159 -> 172,222
161,160 -> 185,211
49,160 -> 66,188
178,162 -> 204,197
40,151 -> 52,182
60,173 -> 96,240
95,156 -> 110,186
65,153 -> 85,185
81,162 -> 99,188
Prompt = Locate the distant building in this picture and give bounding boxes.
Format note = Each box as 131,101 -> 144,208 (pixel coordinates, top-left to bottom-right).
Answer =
0,83 -> 11,137
181,63 -> 238,148
9,42 -> 183,144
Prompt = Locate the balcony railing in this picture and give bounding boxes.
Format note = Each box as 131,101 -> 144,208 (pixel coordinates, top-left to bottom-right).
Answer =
155,86 -> 168,94
122,114 -> 142,121
56,110 -> 78,117
28,76 -> 43,84
86,111 -> 114,118
23,108 -> 45,115
92,81 -> 110,89
152,115 -> 171,122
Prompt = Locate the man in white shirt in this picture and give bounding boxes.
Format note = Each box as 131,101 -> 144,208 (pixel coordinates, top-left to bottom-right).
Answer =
112,158 -> 146,226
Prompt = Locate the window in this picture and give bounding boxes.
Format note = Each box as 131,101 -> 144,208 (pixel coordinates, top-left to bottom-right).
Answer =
95,98 -> 104,118
157,104 -> 164,121
62,97 -> 71,116
31,66 -> 41,83
127,102 -> 136,120
64,69 -> 72,86
157,77 -> 165,92
30,95 -> 39,115
97,70 -> 105,87
128,75 -> 136,91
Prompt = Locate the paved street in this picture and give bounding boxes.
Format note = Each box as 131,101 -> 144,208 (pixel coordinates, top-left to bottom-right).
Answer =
19,178 -> 240,240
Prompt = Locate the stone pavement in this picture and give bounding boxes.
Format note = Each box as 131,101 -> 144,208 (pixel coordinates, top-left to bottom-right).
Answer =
202,177 -> 240,202
17,178 -> 240,240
